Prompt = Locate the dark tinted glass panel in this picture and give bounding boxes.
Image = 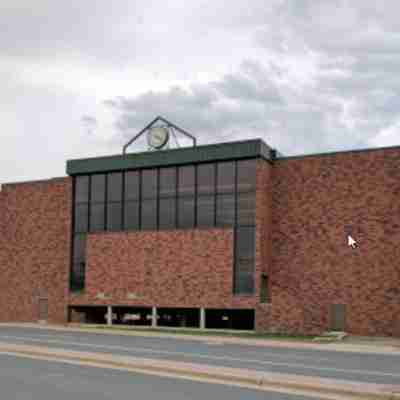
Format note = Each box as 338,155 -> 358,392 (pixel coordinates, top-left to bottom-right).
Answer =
74,203 -> 88,233
142,169 -> 158,199
125,171 -> 140,200
141,200 -> 157,230
159,168 -> 176,197
107,202 -> 122,231
90,203 -> 105,231
234,227 -> 256,294
178,197 -> 195,228
197,195 -> 215,227
91,174 -> 106,202
159,198 -> 176,229
197,163 -> 215,194
124,200 -> 139,230
75,176 -> 89,203
216,194 -> 235,226
73,234 -> 86,262
217,162 -> 235,193
178,166 -> 195,195
107,172 -> 123,202
71,262 -> 85,290
235,265 -> 255,294
236,226 -> 256,260
237,192 -> 256,226
237,159 -> 257,192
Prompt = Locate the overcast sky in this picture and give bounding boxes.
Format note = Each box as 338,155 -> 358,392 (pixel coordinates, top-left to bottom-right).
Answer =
1,0 -> 400,183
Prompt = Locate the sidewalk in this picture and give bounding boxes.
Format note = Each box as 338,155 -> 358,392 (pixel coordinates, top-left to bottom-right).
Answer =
1,322 -> 400,355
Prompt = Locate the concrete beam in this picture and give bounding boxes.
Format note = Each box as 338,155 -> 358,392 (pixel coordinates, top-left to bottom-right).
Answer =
106,306 -> 113,326
200,308 -> 206,330
151,307 -> 157,328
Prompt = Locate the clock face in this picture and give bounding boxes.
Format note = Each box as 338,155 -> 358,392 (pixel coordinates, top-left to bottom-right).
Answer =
148,126 -> 169,149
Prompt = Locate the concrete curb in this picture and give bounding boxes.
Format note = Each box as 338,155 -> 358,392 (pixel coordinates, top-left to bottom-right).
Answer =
1,323 -> 399,355
0,342 -> 399,400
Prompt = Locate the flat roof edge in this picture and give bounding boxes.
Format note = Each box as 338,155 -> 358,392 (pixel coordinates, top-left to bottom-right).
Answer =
1,177 -> 68,188
277,143 -> 400,161
67,139 -> 273,175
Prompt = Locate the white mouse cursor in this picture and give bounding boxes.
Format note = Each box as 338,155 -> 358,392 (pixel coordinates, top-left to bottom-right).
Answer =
348,235 -> 357,248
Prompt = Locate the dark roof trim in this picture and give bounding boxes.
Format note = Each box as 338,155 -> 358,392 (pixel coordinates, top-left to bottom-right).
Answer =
67,139 -> 273,175
277,143 -> 400,161
1,177 -> 67,188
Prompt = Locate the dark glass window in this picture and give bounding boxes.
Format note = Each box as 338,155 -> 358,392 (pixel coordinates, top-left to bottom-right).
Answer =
235,261 -> 255,294
237,159 -> 256,192
216,194 -> 235,226
217,162 -> 235,193
141,200 -> 157,230
124,200 -> 139,230
74,203 -> 89,233
107,202 -> 122,231
142,169 -> 158,199
237,192 -> 256,226
71,262 -> 85,291
159,198 -> 176,229
125,171 -> 140,200
197,163 -> 215,194
178,197 -> 195,228
90,174 -> 106,203
178,166 -> 195,195
234,227 -> 255,294
236,226 -> 256,258
73,234 -> 86,263
90,203 -> 105,231
75,176 -> 89,203
72,174 -> 90,292
197,195 -> 215,227
70,159 -> 259,294
107,172 -> 123,202
159,167 -> 176,197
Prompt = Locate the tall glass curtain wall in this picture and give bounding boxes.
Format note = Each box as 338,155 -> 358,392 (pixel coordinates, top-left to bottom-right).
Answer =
71,159 -> 257,293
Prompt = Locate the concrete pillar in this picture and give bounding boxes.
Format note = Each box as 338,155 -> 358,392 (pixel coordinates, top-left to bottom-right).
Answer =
106,306 -> 113,326
200,308 -> 206,330
151,306 -> 157,328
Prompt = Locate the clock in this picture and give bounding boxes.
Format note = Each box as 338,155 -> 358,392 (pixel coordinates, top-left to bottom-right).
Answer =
148,126 -> 169,149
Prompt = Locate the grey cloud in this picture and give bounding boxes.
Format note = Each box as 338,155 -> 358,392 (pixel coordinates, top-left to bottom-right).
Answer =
104,58 -> 365,155
81,115 -> 97,135
98,1 -> 400,155
81,115 -> 97,125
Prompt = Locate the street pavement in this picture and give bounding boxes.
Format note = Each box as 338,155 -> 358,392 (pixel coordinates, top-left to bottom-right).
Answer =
0,325 -> 399,385
0,354 -> 317,400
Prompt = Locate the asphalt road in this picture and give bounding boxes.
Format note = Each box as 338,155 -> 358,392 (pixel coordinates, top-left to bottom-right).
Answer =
0,326 -> 399,385
0,354 -> 316,400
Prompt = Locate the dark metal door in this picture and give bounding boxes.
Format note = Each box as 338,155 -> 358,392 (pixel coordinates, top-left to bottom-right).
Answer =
38,298 -> 48,321
330,304 -> 346,331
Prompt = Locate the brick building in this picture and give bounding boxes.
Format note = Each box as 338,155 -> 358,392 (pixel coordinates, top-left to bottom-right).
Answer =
1,133 -> 399,336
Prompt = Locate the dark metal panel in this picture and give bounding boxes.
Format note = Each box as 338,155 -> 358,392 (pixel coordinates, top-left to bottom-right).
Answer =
66,139 -> 273,175
38,298 -> 48,321
330,304 -> 347,331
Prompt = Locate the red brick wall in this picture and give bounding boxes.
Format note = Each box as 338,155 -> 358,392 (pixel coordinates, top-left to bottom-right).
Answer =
1,148 -> 399,337
0,178 -> 71,324
255,160 -> 273,330
69,228 -> 259,309
269,149 -> 400,336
